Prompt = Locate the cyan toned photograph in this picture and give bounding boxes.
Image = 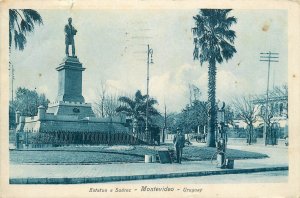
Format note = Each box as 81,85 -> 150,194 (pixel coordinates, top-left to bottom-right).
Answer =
2,2 -> 298,197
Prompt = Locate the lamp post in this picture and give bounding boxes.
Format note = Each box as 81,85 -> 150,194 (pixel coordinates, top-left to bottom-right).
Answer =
163,104 -> 167,143
217,101 -> 226,168
35,87 -> 38,115
217,101 -> 226,146
146,44 -> 153,144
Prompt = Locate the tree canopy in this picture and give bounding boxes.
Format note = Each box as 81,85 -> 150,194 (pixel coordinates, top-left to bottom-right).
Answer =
12,87 -> 49,116
192,9 -> 237,65
9,87 -> 49,129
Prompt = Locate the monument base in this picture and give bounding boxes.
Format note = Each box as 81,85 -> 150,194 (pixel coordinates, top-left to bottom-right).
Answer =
47,101 -> 95,119
56,56 -> 86,103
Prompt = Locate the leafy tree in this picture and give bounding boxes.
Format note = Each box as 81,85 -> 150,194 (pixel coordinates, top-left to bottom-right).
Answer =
178,100 -> 208,133
9,87 -> 49,128
116,90 -> 160,142
155,112 -> 180,134
9,9 -> 43,51
9,101 -> 16,129
12,87 -> 49,117
192,9 -> 237,147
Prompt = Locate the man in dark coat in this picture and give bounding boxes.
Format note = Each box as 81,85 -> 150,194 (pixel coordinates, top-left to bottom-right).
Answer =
173,128 -> 185,164
65,17 -> 77,57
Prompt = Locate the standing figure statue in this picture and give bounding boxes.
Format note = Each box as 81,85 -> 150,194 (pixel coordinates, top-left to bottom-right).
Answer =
173,128 -> 185,164
65,17 -> 77,57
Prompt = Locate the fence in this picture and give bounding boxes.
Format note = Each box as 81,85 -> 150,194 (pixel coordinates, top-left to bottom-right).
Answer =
15,131 -> 144,147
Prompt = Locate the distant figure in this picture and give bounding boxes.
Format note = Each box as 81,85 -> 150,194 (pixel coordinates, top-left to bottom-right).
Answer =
284,135 -> 289,146
173,128 -> 185,164
65,17 -> 77,57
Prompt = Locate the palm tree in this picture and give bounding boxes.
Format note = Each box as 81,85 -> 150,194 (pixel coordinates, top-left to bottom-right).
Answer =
116,90 -> 160,142
9,9 -> 43,51
192,9 -> 237,147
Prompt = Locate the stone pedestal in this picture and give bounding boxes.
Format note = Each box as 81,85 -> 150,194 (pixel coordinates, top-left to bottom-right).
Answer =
47,101 -> 95,118
56,56 -> 85,103
47,56 -> 95,118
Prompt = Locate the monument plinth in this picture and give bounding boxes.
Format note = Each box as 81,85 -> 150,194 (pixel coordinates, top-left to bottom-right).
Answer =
47,56 -> 95,118
56,56 -> 85,103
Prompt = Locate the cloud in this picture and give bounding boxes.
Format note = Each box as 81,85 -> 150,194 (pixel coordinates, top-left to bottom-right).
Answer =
150,63 -> 252,112
149,63 -> 246,112
150,63 -> 205,112
37,85 -> 50,96
217,69 -> 241,101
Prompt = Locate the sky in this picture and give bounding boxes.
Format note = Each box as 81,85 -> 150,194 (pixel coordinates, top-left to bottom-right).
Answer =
10,9 -> 288,113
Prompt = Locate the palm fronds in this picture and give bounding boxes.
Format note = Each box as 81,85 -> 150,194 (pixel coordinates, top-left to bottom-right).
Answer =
9,9 -> 43,51
116,90 -> 160,127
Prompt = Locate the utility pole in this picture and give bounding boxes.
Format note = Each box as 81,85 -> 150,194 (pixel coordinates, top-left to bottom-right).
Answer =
273,68 -> 275,90
9,61 -> 15,102
109,116 -> 113,145
146,44 -> 153,144
163,104 -> 167,143
260,52 -> 279,146
189,84 -> 192,105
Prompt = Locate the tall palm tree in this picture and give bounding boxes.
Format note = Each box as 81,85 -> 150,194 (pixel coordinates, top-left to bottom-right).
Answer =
9,9 -> 43,51
192,9 -> 237,147
116,90 -> 160,141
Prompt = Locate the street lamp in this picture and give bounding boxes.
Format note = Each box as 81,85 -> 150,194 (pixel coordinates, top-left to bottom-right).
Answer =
146,44 -> 154,144
217,101 -> 226,145
217,101 -> 226,168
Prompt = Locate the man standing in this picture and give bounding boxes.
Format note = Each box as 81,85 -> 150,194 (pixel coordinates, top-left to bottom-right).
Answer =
65,17 -> 77,57
173,128 -> 185,164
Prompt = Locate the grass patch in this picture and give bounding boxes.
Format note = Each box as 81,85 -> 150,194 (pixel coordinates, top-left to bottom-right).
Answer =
10,143 -> 268,164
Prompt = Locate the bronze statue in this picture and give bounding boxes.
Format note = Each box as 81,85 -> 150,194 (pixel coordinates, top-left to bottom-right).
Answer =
65,17 -> 77,57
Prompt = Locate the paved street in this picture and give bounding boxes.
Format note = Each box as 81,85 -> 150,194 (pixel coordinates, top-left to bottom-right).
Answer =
9,159 -> 287,179
108,170 -> 288,184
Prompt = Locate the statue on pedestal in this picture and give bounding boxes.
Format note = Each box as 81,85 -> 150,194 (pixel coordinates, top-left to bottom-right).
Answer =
65,17 -> 77,57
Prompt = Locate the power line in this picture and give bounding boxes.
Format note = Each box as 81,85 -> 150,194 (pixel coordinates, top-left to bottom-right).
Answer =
131,36 -> 153,39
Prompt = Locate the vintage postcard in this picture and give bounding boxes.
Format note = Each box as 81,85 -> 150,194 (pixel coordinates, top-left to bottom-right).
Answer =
0,0 -> 300,197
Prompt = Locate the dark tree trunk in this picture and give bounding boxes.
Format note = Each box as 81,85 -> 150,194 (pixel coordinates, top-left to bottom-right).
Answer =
249,124 -> 253,145
247,124 -> 252,145
206,59 -> 217,147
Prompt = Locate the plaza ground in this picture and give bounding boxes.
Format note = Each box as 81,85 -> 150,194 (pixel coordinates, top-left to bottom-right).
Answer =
10,142 -> 269,164
9,141 -> 288,184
